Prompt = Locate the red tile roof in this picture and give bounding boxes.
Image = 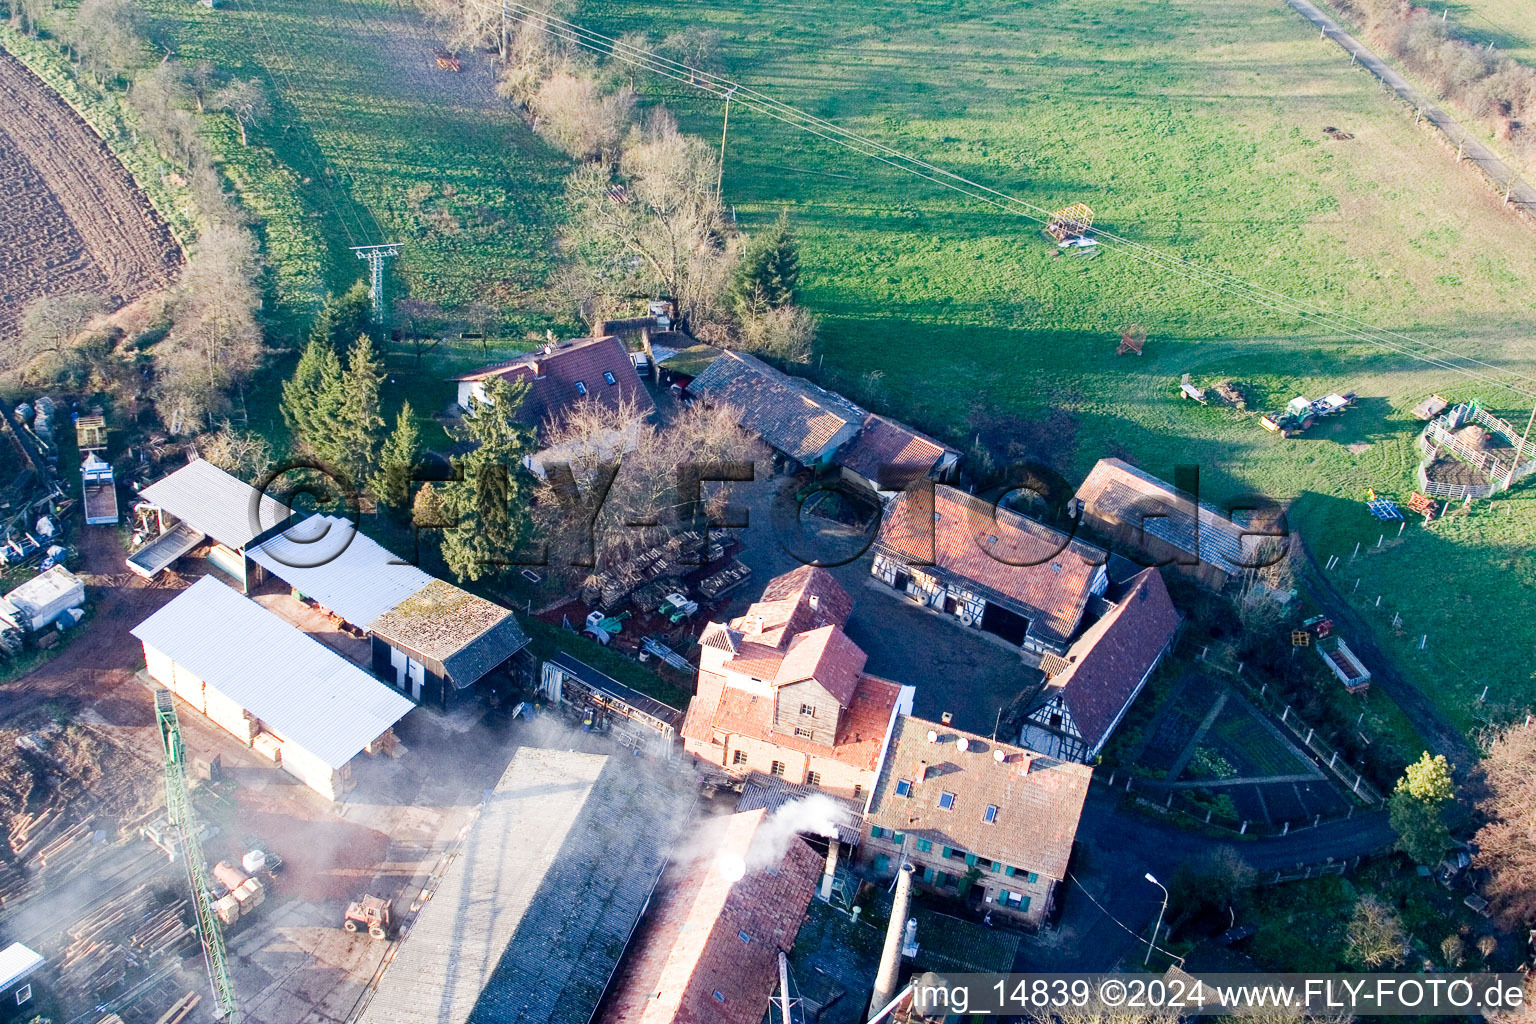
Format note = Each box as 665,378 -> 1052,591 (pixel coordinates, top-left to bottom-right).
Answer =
877,485 -> 1105,644
835,414 -> 955,490
775,625 -> 867,706
731,565 -> 852,647
598,809 -> 822,1024
451,336 -> 655,435
683,673 -> 903,771
867,716 -> 1092,880
1037,569 -> 1180,749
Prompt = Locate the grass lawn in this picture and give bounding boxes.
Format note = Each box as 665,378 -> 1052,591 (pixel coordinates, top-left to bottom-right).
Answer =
131,0 -> 569,336
587,0 -> 1536,737
1443,0 -> 1536,64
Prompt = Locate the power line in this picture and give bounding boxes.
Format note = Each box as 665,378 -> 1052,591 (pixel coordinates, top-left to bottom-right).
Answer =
477,0 -> 1536,398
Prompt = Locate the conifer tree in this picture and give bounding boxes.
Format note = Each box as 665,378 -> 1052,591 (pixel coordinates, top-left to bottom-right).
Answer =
728,213 -> 799,316
377,401 -> 422,514
309,281 -> 374,353
334,333 -> 386,489
438,377 -> 534,582
281,337 -> 345,455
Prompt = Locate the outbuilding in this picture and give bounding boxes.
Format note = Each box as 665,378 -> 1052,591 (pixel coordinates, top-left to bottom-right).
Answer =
0,943 -> 43,1018
538,651 -> 683,757
131,576 -> 415,800
129,459 -> 291,591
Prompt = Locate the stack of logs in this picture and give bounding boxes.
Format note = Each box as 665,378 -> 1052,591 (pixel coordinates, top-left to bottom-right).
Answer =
56,885 -> 194,1005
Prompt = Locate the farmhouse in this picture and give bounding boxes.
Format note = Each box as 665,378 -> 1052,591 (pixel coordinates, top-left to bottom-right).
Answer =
1074,458 -> 1260,589
249,514 -> 530,707
128,458 -> 291,591
872,485 -> 1108,657
687,351 -> 865,470
859,716 -> 1092,926
597,808 -> 823,1024
1018,568 -> 1181,763
538,650 -> 684,758
449,335 -> 656,436
833,413 -> 960,496
356,747 -> 693,1024
683,566 -> 914,799
131,576 -> 415,800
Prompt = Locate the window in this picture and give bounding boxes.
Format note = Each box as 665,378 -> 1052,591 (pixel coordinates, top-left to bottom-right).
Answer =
575,380 -> 588,395
15,985 -> 31,1006
915,839 -> 932,853
892,831 -> 905,845
922,866 -> 935,883
603,371 -> 617,385
1049,712 -> 1063,730
895,778 -> 913,797
770,760 -> 786,777
794,727 -> 814,739
965,852 -> 978,867
871,825 -> 886,839
983,804 -> 999,823
938,791 -> 956,810
738,930 -> 752,943
1004,865 -> 1016,877
940,846 -> 953,859
1027,872 -> 1039,884
732,750 -> 748,766
800,703 -> 816,717
713,991 -> 726,1003
806,771 -> 822,786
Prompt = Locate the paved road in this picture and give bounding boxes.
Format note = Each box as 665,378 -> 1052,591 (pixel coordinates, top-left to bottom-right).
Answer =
1286,0 -> 1536,217
1018,788 -> 1394,970
1296,540 -> 1477,772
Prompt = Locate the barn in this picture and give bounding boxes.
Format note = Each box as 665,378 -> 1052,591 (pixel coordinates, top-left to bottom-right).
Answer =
131,576 -> 415,800
128,459 -> 291,591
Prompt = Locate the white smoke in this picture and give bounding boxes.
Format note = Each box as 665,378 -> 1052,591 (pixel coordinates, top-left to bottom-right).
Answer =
741,793 -> 851,872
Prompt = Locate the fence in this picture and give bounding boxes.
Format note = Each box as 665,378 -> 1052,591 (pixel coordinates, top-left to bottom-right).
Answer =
1095,768 -> 1372,840
1416,402 -> 1536,499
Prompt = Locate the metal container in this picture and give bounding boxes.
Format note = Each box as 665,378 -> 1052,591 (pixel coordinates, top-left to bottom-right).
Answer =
212,860 -> 248,893
241,849 -> 267,874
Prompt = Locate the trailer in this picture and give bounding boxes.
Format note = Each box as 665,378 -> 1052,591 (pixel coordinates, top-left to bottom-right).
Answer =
82,453 -> 119,526
1317,636 -> 1371,693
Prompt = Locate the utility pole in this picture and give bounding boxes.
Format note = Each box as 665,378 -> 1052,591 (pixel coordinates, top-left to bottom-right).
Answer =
1507,397 -> 1536,488
351,243 -> 401,328
717,86 -> 737,201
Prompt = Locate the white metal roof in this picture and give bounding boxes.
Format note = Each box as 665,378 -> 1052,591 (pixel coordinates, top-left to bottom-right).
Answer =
138,459 -> 290,550
248,515 -> 434,628
0,942 -> 43,990
131,577 -> 414,769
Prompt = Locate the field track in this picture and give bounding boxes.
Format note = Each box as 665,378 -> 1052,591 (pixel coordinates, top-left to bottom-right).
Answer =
0,49 -> 182,348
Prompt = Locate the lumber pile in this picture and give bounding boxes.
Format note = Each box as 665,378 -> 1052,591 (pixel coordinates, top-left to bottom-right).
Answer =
128,900 -> 193,957
155,992 -> 201,1024
35,816 -> 94,868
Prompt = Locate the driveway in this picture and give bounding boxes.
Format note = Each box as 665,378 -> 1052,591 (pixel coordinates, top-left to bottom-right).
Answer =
718,470 -> 1042,738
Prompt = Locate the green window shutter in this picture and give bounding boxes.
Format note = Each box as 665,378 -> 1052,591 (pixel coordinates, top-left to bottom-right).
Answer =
941,846 -> 952,859
1004,865 -> 1015,877
871,826 -> 884,839
892,832 -> 905,845
965,853 -> 978,867
1019,896 -> 1032,912
874,854 -> 890,873
1027,872 -> 1039,884
915,839 -> 931,853
922,866 -> 935,883
990,861 -> 1001,873
935,871 -> 949,888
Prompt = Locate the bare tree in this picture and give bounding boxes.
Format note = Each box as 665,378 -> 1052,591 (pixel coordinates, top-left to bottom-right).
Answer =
18,292 -> 108,358
8,0 -> 53,36
564,112 -> 733,329
1344,895 -> 1406,969
658,27 -> 725,77
197,423 -> 273,479
737,302 -> 817,363
529,71 -> 634,161
152,225 -> 265,432
1474,718 -> 1536,928
213,79 -> 270,146
530,397 -> 760,574
71,0 -> 145,84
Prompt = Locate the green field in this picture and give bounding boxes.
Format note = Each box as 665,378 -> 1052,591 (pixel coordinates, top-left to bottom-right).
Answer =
583,0 -> 1536,735
133,0 -> 568,335
1444,0 -> 1536,63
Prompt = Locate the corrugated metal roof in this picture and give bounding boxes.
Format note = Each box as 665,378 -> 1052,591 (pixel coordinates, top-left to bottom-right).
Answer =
138,459 -> 290,550
357,748 -> 695,1024
547,651 -> 682,728
0,943 -> 43,990
130,577 -> 414,769
248,515 -> 434,628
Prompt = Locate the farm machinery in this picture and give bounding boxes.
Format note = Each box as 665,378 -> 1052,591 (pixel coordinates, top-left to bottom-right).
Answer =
1260,392 -> 1357,437
343,894 -> 392,939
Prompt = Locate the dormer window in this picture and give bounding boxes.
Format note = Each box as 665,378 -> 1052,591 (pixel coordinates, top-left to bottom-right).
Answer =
575,380 -> 588,395
895,778 -> 914,797
983,804 -> 999,823
603,371 -> 617,385
938,791 -> 956,810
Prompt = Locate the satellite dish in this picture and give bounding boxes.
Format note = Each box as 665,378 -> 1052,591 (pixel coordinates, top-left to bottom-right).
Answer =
994,749 -> 1007,763
926,730 -> 938,743
956,738 -> 970,753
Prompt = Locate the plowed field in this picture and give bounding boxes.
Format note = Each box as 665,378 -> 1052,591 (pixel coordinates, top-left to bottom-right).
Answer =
0,49 -> 181,352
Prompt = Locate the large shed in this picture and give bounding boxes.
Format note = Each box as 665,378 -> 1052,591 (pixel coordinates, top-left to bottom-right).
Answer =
356,747 -> 694,1024
129,459 -> 291,590
247,514 -> 435,629
131,576 -> 415,800
368,580 -> 531,707
538,652 -> 683,758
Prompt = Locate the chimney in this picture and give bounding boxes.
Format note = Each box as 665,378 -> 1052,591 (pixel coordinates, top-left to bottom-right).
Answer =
869,864 -> 915,1019
592,319 -> 606,338
809,594 -> 820,612
820,840 -> 840,902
